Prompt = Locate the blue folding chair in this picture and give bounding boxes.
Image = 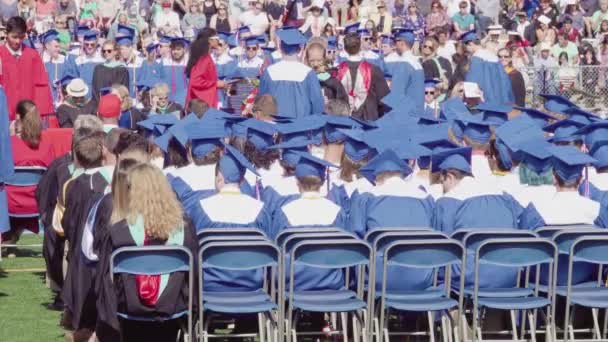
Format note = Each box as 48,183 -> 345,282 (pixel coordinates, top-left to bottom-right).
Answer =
471,238 -> 558,342
199,240 -> 280,342
285,239 -> 372,342
559,235 -> 608,342
110,245 -> 194,341
535,225 -> 599,239
197,227 -> 267,242
378,238 -> 464,342
363,227 -> 434,246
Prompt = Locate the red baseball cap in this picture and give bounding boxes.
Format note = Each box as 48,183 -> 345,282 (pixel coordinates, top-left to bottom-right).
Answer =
98,94 -> 122,118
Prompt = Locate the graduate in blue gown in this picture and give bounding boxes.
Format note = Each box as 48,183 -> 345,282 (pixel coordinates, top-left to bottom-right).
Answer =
40,29 -> 68,107
461,31 -> 514,105
64,31 -> 104,99
235,37 -> 265,79
258,28 -> 324,118
0,88 -> 13,235
349,149 -> 436,291
519,145 -> 608,285
572,121 -> 608,199
213,32 -> 237,109
116,25 -> 146,98
271,151 -> 347,291
432,147 -> 523,289
157,37 -> 189,107
383,28 -> 424,115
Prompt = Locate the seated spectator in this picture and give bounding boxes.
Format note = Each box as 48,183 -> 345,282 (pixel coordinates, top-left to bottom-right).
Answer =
305,40 -> 348,104
153,0 -> 181,36
592,0 -> 608,34
425,0 -> 450,36
181,2 -> 207,40
536,15 -> 557,49
452,1 -> 474,38
239,0 -> 270,36
558,17 -> 581,43
551,32 -> 580,65
209,2 -> 237,32
56,0 -> 77,29
149,83 -> 183,117
403,2 -> 425,42
79,0 -> 98,27
420,37 -> 453,92
299,0 -> 326,37
201,0 -> 219,23
561,2 -> 586,37
4,100 -> 56,248
370,1 -> 392,34
534,0 -> 558,26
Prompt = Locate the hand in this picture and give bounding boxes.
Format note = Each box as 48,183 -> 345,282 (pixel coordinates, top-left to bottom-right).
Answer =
217,80 -> 227,88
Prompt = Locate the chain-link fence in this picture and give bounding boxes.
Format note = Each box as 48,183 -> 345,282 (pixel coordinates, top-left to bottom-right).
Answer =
521,65 -> 608,117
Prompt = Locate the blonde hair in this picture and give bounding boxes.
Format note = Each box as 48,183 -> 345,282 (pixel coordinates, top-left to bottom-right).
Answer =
126,164 -> 183,240
111,84 -> 133,111
151,83 -> 170,98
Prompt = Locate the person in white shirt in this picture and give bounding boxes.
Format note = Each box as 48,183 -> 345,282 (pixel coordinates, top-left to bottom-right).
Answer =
153,1 -> 182,36
239,0 -> 270,36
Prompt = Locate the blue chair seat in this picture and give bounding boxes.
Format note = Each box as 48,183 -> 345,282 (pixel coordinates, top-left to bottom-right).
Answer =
204,290 -> 272,304
536,281 -> 605,297
462,287 -> 534,298
204,300 -> 277,314
385,297 -> 458,312
380,289 -> 445,300
292,298 -> 367,312
570,296 -> 608,308
289,289 -> 357,301
117,310 -> 188,321
478,297 -> 550,310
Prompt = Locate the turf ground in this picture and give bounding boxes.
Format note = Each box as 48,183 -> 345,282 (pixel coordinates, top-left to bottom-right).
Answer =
0,234 -> 65,341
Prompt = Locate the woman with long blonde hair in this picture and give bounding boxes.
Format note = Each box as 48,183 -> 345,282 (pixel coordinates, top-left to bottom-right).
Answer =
97,163 -> 197,342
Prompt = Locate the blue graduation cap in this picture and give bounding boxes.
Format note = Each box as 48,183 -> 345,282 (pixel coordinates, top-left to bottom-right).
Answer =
573,120 -> 608,151
539,94 -> 578,114
431,147 -> 473,175
117,24 -> 136,38
277,28 -> 308,47
411,122 -> 460,151
219,142 -> 259,183
116,35 -> 134,46
83,30 -> 99,42
257,34 -> 269,45
476,102 -> 513,125
543,119 -> 585,143
344,22 -> 361,34
226,33 -> 238,48
514,106 -> 559,127
100,87 -> 113,96
439,97 -> 471,121
237,26 -> 251,38
76,25 -> 90,37
359,149 -> 412,184
237,118 -> 277,150
327,36 -> 337,50
244,36 -> 259,47
137,114 -> 179,137
337,128 -> 376,162
321,115 -> 368,144
392,141 -> 432,162
357,28 -> 372,38
276,116 -> 325,145
293,151 -> 336,180
563,107 -> 601,125
494,115 -> 544,152
460,30 -> 479,43
54,74 -> 76,88
162,114 -> 200,151
392,27 -> 415,45
549,145 -> 597,184
159,35 -> 172,44
424,79 -> 440,89
261,46 -> 276,54
517,138 -> 553,175
146,42 -> 159,53
591,143 -> 608,169
380,34 -> 393,46
217,31 -> 231,42
171,37 -> 190,46
185,121 -> 226,157
40,29 -> 60,44
456,113 -> 493,144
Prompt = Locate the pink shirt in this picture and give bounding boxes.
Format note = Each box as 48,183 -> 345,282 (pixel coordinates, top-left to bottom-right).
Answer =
36,0 -> 56,17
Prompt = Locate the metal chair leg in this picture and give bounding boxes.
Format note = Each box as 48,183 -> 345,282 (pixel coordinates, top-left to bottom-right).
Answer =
592,308 -> 602,339
510,310 -> 519,341
441,313 -> 449,342
258,313 -> 266,342
341,312 -> 349,342
428,311 -> 436,342
528,311 -> 537,342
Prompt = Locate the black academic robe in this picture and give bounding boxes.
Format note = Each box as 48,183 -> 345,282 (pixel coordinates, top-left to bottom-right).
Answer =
56,103 -> 97,128
91,64 -> 130,105
36,153 -> 71,290
345,61 -> 390,121
321,76 -> 349,103
60,172 -> 110,330
95,218 -> 198,342
422,56 -> 453,83
508,68 -> 526,107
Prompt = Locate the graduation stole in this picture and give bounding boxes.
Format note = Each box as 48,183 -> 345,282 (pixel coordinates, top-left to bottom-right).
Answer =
128,215 -> 185,307
337,60 -> 372,113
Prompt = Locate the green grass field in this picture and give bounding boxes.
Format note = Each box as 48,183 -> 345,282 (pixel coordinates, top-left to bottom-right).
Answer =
0,234 -> 65,342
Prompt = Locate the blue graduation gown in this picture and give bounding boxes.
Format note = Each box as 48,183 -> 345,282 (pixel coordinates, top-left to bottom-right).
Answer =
213,53 -> 237,108
186,186 -> 272,292
433,176 -> 523,289
235,55 -> 264,79
0,88 -> 13,233
466,49 -> 514,104
348,177 -> 436,292
272,192 -> 348,291
519,191 -> 608,286
43,53 -> 68,107
336,51 -> 384,71
64,53 -> 105,99
258,60 -> 324,118
124,55 -> 146,97
157,57 -> 188,107
383,52 -> 425,115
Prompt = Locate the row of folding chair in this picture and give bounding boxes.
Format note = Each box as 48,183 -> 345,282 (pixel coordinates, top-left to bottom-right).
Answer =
108,225 -> 608,342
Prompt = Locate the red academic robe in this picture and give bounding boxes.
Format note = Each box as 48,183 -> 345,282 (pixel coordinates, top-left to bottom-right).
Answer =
185,54 -> 218,109
7,136 -> 56,221
0,45 -> 54,120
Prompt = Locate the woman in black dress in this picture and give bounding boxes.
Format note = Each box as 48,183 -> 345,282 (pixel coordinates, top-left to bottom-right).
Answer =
91,40 -> 130,106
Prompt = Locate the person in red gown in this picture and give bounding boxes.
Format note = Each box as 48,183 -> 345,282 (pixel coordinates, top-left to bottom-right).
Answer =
185,28 -> 224,109
0,17 -> 54,121
4,100 -> 56,245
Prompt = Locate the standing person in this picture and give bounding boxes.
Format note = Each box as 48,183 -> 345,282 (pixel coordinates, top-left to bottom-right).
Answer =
158,37 -> 190,107
0,16 -> 54,121
420,37 -> 453,93
116,26 -> 144,98
498,48 -> 526,107
0,88 -> 11,237
65,30 -> 104,99
239,0 -> 270,36
186,28 -> 222,109
91,40 -> 129,104
41,29 -> 68,107
258,27 -> 324,118
305,41 -> 348,103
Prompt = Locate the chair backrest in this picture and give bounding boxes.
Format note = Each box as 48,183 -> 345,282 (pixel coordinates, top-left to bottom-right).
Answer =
462,229 -> 538,251
4,166 -> 47,187
291,239 -> 371,269
385,239 -> 464,269
364,227 -> 433,244
110,246 -> 192,279
571,236 -> 608,265
199,235 -> 269,247
374,231 -> 449,253
200,241 -> 279,270
553,228 -> 608,254
535,225 -> 598,238
197,227 -> 267,240
476,238 -> 557,268
283,231 -> 357,254
275,227 -> 345,246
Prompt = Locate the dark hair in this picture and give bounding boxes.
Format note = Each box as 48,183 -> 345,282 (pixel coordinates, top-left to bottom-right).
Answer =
6,16 -> 26,34
105,127 -> 128,152
186,28 -> 215,77
280,159 -> 296,177
192,145 -> 222,165
74,131 -> 105,169
325,99 -> 350,116
243,140 -> 280,169
563,17 -> 573,24
440,169 -> 466,181
297,175 -> 323,191
344,32 -> 361,56
165,139 -> 189,168
16,100 -> 42,148
554,170 -> 581,188
340,154 -> 366,182
187,98 -> 210,118
114,131 -> 149,156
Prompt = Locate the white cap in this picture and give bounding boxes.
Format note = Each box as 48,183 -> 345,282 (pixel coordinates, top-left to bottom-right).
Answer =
463,82 -> 482,98
488,25 -> 503,33
66,78 -> 89,98
538,15 -> 551,25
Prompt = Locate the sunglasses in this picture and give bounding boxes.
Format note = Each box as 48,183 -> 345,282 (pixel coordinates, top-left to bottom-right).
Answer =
498,55 -> 510,59
102,49 -> 114,53
0,36 -> 6,41
363,37 -> 371,41
246,46 -> 258,50
425,91 -> 435,95
423,45 -> 434,49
